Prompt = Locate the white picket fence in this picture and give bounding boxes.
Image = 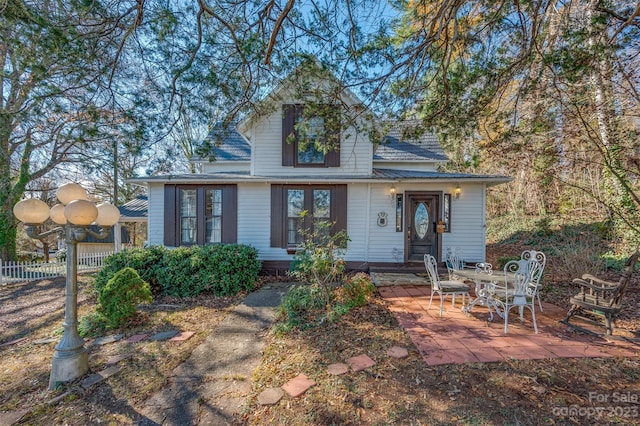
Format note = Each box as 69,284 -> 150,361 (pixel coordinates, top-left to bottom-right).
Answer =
0,252 -> 113,285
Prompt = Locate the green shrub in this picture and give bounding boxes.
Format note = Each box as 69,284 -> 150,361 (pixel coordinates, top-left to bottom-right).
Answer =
276,284 -> 326,329
289,219 -> 349,305
95,244 -> 261,298
94,246 -> 167,294
78,311 -> 109,338
276,273 -> 376,334
156,244 -> 261,297
98,267 -> 153,329
339,272 -> 375,308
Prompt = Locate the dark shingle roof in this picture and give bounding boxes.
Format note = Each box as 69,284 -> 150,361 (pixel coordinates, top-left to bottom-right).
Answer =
374,124 -> 448,162
196,126 -> 251,162
198,122 -> 446,163
118,195 -> 148,220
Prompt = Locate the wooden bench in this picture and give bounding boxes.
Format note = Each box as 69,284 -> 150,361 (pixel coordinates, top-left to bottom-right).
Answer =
562,251 -> 639,335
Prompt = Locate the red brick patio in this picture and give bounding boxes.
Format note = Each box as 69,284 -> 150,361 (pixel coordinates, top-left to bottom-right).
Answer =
378,284 -> 639,366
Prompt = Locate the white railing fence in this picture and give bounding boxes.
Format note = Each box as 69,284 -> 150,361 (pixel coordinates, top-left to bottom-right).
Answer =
0,252 -> 113,285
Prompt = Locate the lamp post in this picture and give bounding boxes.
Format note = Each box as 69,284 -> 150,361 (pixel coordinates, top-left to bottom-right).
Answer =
13,183 -> 120,389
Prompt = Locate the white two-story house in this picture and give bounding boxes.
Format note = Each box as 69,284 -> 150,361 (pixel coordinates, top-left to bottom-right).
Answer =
129,63 -> 511,272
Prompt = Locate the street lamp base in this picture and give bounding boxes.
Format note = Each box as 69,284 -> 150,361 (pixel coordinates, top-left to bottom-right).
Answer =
48,348 -> 89,389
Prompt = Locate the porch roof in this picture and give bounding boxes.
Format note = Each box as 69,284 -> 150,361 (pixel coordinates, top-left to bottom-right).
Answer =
127,168 -> 512,187
118,195 -> 148,222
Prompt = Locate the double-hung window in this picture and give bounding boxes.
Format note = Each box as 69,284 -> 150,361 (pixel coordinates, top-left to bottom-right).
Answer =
164,185 -> 237,246
282,104 -> 340,167
271,184 -> 347,249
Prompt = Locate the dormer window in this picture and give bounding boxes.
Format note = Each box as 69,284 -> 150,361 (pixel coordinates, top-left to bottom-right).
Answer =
297,115 -> 326,164
282,104 -> 340,167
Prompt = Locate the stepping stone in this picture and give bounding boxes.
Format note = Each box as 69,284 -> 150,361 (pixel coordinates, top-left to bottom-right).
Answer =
33,338 -> 57,345
100,365 -> 121,378
282,374 -> 316,398
387,346 -> 409,359
257,387 -> 284,405
150,330 -> 180,341
92,334 -> 123,346
169,331 -> 195,342
124,333 -> 148,344
0,409 -> 29,425
81,373 -> 104,388
81,366 -> 121,388
0,337 -> 28,347
347,354 -> 376,372
327,363 -> 349,376
106,353 -> 131,365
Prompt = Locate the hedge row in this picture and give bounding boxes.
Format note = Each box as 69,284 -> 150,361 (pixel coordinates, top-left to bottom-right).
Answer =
94,244 -> 261,297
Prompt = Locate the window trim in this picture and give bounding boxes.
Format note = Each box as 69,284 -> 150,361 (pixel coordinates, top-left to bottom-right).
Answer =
270,184 -> 347,249
164,184 -> 237,246
282,104 -> 340,168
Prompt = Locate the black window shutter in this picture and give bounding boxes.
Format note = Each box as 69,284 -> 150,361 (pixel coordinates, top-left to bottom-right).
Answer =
164,185 -> 177,246
221,185 -> 237,243
282,105 -> 296,166
325,107 -> 341,167
270,185 -> 285,247
332,185 -> 347,233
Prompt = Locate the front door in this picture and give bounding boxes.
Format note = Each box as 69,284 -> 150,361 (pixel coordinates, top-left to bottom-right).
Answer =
406,193 -> 440,262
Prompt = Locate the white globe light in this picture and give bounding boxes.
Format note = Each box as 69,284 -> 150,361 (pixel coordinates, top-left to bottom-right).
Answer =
64,200 -> 98,226
56,183 -> 88,205
95,203 -> 120,226
13,199 -> 50,224
50,204 -> 67,225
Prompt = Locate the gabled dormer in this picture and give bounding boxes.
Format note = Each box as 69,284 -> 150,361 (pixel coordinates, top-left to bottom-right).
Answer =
236,63 -> 374,177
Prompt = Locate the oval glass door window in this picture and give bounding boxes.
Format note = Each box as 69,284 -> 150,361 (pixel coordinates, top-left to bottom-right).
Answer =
415,202 -> 429,239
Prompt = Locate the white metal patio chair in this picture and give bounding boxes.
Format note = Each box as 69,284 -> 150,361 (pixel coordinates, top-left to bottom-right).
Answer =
488,260 -> 539,334
424,254 -> 471,317
445,248 -> 492,281
521,250 -> 547,311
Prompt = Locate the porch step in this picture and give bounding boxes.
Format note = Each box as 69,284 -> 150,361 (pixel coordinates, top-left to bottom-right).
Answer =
370,272 -> 429,287
368,264 -> 425,273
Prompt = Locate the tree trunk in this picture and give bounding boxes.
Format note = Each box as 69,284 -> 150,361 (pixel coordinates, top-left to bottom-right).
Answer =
0,123 -> 18,261
587,0 -> 624,202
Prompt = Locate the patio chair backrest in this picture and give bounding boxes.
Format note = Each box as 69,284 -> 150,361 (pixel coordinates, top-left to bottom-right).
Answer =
503,259 -> 531,281
510,271 -> 530,306
424,254 -> 443,291
521,250 -> 546,284
444,249 -> 464,278
503,259 -> 538,297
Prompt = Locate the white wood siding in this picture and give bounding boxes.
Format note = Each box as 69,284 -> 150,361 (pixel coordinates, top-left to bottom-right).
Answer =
365,182 -> 487,263
246,107 -> 373,177
440,183 -> 487,262
236,183 -> 370,262
344,184 -> 368,263
367,185 -> 406,262
236,183 -> 290,260
147,183 -> 165,246
201,162 -> 250,173
146,180 -> 487,264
